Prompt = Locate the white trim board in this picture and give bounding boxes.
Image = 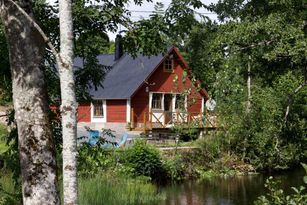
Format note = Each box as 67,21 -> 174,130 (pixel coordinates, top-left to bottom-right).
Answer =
91,100 -> 107,123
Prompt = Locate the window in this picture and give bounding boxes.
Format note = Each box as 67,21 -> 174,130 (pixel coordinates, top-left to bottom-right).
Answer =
164,94 -> 173,111
175,94 -> 185,110
93,100 -> 104,117
152,93 -> 162,109
163,58 -> 173,72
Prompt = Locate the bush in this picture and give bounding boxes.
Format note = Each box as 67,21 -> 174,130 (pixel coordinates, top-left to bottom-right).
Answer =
197,134 -> 222,162
172,124 -> 199,142
164,155 -> 185,181
0,172 -> 21,205
122,140 -> 166,181
254,164 -> 307,205
77,144 -> 118,177
179,128 -> 199,141
0,124 -> 7,147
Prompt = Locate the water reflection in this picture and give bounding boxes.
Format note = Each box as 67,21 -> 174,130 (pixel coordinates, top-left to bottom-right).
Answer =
161,167 -> 305,205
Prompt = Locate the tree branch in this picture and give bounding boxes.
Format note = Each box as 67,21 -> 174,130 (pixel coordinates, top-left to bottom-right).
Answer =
235,40 -> 274,51
0,114 -> 8,118
7,0 -> 62,66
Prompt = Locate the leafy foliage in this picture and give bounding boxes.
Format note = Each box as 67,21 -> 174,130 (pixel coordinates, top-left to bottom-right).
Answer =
164,155 -> 186,181
78,144 -> 117,178
123,0 -> 207,56
184,0 -> 307,171
254,164 -> 307,205
122,140 -> 165,181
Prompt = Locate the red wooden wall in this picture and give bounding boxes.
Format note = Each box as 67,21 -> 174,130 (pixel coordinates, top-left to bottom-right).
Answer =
107,100 -> 127,122
51,103 -> 91,123
131,50 -> 206,124
77,102 -> 91,122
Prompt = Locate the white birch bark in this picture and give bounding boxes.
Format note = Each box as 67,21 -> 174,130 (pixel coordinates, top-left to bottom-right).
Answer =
58,0 -> 78,204
242,55 -> 252,160
0,1 -> 60,204
247,55 -> 251,113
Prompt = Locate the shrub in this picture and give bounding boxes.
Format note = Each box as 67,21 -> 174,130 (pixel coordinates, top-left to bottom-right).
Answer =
254,164 -> 307,205
0,172 -> 21,205
122,140 -> 165,181
0,125 -> 7,143
172,124 -> 199,142
178,128 -> 199,141
164,155 -> 185,181
77,144 -> 117,177
197,134 -> 222,163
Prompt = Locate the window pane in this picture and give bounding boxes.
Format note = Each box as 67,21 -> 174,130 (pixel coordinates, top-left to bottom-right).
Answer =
93,100 -> 104,117
164,94 -> 173,111
164,58 -> 173,71
175,94 -> 185,110
152,93 -> 162,109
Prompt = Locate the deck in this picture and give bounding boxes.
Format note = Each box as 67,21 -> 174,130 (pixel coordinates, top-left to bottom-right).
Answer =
129,109 -> 217,132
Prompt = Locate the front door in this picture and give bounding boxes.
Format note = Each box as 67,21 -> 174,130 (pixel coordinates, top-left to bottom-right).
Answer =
164,94 -> 173,124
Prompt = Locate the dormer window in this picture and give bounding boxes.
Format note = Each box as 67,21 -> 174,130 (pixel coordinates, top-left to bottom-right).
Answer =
164,57 -> 174,72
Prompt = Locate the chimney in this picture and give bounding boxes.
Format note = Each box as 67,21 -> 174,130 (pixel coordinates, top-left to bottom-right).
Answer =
115,34 -> 123,61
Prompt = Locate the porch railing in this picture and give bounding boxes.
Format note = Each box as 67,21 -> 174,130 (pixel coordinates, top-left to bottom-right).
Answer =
130,108 -> 217,131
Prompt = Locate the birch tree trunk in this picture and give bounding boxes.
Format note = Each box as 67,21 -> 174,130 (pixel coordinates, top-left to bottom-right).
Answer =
59,0 -> 78,204
247,55 -> 251,113
0,1 -> 60,204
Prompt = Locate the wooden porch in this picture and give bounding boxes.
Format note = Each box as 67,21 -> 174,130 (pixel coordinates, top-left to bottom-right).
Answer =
129,108 -> 217,132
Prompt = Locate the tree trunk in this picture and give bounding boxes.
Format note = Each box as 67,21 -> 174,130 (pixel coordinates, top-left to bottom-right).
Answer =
59,0 -> 78,204
242,55 -> 251,160
247,55 -> 251,113
0,1 -> 60,204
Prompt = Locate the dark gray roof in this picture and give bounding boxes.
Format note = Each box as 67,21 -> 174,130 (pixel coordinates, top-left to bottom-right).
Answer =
74,54 -> 116,69
89,53 -> 164,99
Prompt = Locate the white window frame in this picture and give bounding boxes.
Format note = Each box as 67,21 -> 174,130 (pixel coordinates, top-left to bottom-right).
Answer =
91,99 -> 107,123
149,92 -> 187,112
151,93 -> 163,110
174,94 -> 187,111
126,99 -> 131,123
201,97 -> 205,113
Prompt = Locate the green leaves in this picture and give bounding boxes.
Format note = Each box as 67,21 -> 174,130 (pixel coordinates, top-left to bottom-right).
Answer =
123,140 -> 165,181
185,0 -> 307,171
254,169 -> 307,205
123,0 -> 207,56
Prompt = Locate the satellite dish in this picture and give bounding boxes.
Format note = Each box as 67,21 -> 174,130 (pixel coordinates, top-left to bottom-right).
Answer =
206,98 -> 216,111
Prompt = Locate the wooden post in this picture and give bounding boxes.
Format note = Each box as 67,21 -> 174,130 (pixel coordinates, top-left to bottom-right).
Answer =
201,112 -> 204,128
131,108 -> 134,129
205,109 -> 208,128
143,112 -> 147,132
149,109 -> 152,130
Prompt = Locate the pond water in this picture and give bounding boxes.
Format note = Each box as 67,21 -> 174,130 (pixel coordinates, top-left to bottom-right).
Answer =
160,167 -> 305,205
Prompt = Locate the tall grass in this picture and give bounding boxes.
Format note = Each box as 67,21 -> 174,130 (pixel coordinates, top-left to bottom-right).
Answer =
1,172 -> 165,205
78,174 -> 165,205
0,124 -> 7,154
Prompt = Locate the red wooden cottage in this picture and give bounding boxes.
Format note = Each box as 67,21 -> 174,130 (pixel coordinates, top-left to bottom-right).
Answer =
76,39 -> 213,134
